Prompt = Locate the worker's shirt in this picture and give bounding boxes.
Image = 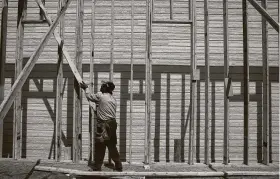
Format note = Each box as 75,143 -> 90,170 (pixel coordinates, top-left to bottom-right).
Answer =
84,89 -> 117,121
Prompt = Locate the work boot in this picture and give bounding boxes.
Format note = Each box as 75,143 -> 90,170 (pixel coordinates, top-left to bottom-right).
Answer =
88,164 -> 102,171
114,162 -> 123,172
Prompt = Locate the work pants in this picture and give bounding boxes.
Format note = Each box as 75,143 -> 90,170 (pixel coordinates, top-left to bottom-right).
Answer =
94,119 -> 122,170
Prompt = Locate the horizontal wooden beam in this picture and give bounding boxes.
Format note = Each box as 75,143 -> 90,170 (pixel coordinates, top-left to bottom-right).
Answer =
247,0 -> 279,32
22,19 -> 47,24
0,0 -> 73,124
34,166 -> 279,177
35,0 -> 83,84
152,20 -> 192,24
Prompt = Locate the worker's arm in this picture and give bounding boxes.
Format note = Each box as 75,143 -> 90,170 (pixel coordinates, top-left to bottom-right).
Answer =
80,81 -> 100,103
84,88 -> 100,103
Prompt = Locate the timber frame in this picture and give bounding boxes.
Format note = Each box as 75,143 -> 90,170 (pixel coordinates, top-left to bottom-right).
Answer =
0,0 -> 278,169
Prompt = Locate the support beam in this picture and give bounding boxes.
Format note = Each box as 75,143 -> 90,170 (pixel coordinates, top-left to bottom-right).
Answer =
39,0 -> 45,20
73,0 -> 83,163
129,0 -> 134,164
55,0 -> 65,162
0,0 -> 8,158
170,0 -> 173,20
144,0 -> 152,165
35,0 -> 83,84
22,20 -> 47,24
204,0 -> 209,165
242,0 -> 249,165
13,0 -> 27,159
0,0 -> 73,128
110,0 -> 115,81
89,0 -> 96,163
261,0 -> 269,165
247,0 -> 279,32
223,0 -> 229,165
188,0 -> 196,165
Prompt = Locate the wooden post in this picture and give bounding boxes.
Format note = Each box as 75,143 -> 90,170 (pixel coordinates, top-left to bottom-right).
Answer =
129,0 -> 134,164
204,0 -> 209,165
247,0 -> 279,32
110,0 -> 115,81
170,0 -> 173,20
39,0 -> 45,20
89,0 -> 96,163
55,0 -> 65,162
144,0 -> 152,165
0,0 -> 73,125
242,0 -> 249,165
73,0 -> 83,163
261,0 -> 269,165
13,0 -> 27,159
188,0 -> 196,165
223,0 -> 229,165
0,0 -> 8,158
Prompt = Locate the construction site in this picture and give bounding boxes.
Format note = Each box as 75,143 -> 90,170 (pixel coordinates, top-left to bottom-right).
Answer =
0,0 -> 279,178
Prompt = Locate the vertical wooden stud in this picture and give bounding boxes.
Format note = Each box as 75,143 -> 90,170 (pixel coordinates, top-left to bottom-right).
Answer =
73,0 -> 84,163
144,0 -> 152,165
0,0 -> 8,158
110,0 -> 115,81
223,0 -> 229,165
188,0 -> 197,165
13,0 -> 27,159
55,0 -> 65,162
242,0 -> 249,165
204,0 -> 210,165
261,0 -> 269,165
89,0 -> 96,163
129,0 -> 134,164
170,0 -> 173,20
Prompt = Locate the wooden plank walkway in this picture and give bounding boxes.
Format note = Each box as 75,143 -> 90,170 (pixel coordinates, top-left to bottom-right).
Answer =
0,159 -> 278,178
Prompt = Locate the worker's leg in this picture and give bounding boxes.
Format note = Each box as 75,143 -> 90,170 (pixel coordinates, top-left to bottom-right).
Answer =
92,124 -> 107,171
106,119 -> 122,171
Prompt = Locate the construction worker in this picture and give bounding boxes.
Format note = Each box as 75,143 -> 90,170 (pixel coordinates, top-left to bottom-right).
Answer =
80,81 -> 122,172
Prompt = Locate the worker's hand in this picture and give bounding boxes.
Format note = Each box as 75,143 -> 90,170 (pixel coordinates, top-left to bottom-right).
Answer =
80,81 -> 88,90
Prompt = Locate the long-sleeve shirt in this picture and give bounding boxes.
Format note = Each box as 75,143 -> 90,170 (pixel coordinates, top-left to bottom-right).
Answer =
84,88 -> 117,121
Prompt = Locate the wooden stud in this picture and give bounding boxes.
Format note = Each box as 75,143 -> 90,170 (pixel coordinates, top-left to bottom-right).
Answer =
129,0 -> 134,164
13,0 -> 27,159
223,0 -> 229,165
247,0 -> 279,32
170,0 -> 173,20
110,0 -> 115,81
261,0 -> 269,165
89,0 -> 96,164
242,0 -> 249,165
73,0 -> 84,163
144,0 -> 152,165
39,0 -> 45,20
204,0 -> 209,165
35,0 -> 83,84
0,0 -> 8,158
55,0 -> 65,162
0,0 -> 73,125
188,0 -> 196,165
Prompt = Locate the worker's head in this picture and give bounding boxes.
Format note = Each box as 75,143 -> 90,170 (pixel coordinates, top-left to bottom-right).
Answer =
100,81 -> 115,94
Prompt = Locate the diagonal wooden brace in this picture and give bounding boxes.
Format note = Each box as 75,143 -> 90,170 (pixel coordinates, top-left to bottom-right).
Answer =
35,0 -> 83,84
247,0 -> 279,32
0,0 -> 73,124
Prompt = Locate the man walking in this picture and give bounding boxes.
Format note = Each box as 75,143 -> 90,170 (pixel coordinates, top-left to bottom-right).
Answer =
80,81 -> 122,172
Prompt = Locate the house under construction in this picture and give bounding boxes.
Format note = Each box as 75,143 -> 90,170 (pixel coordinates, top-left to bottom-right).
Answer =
0,0 -> 279,172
